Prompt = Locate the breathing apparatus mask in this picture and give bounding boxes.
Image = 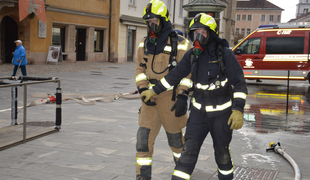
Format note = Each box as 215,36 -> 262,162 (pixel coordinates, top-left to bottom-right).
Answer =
192,28 -> 209,56
145,17 -> 162,43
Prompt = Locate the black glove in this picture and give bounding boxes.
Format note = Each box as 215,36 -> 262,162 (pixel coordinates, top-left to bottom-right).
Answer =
138,87 -> 148,94
171,94 -> 188,117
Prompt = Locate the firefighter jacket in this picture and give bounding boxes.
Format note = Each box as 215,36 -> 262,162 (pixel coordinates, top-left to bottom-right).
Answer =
135,34 -> 191,99
152,40 -> 248,117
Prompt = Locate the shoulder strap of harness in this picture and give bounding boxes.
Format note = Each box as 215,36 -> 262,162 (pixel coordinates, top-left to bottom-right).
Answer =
170,30 -> 179,101
143,37 -> 148,56
169,30 -> 178,71
216,43 -> 225,73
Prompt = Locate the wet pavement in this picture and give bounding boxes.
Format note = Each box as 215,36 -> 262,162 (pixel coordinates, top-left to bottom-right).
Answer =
245,80 -> 310,135
0,62 -> 310,180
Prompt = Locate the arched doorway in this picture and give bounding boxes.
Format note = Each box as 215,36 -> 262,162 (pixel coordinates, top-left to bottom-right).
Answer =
1,16 -> 18,63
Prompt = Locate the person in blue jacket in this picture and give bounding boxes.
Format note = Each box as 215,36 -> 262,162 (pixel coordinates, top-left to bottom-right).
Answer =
12,40 -> 27,76
141,13 -> 248,180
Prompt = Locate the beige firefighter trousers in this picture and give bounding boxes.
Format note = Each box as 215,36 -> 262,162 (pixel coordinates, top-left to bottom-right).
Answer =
135,93 -> 188,177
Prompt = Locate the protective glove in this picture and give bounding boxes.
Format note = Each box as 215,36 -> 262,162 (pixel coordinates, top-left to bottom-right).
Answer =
227,110 -> 243,130
140,89 -> 156,103
171,94 -> 188,117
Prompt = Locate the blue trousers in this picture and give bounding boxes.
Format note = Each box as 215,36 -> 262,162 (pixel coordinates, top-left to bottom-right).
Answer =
12,65 -> 27,76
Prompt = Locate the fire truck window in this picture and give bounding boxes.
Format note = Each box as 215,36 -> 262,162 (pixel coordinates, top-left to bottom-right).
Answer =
266,37 -> 304,54
238,38 -> 261,54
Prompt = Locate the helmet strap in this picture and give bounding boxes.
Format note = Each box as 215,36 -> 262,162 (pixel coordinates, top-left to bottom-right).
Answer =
193,41 -> 204,56
149,31 -> 158,43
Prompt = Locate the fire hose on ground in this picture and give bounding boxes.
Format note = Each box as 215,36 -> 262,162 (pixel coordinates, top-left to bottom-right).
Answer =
0,75 -> 140,128
266,142 -> 301,180
0,75 -> 140,112
0,90 -> 140,112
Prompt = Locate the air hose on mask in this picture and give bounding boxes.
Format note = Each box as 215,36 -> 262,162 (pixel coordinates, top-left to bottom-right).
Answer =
151,43 -> 171,74
266,142 -> 301,180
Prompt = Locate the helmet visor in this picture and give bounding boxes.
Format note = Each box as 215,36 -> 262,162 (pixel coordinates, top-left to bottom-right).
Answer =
145,17 -> 162,34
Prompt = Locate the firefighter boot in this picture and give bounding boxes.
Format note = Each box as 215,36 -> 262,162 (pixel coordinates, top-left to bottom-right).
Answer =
136,175 -> 151,180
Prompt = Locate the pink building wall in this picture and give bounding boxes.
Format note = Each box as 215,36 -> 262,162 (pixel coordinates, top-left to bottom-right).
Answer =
235,9 -> 282,37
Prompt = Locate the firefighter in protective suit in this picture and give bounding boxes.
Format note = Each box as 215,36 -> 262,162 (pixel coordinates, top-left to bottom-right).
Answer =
135,0 -> 191,180
141,13 -> 248,180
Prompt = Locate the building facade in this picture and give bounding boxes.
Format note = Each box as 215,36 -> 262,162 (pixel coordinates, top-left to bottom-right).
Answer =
220,0 -> 237,46
296,0 -> 310,18
117,0 -> 189,63
0,0 -> 120,64
234,0 -> 283,44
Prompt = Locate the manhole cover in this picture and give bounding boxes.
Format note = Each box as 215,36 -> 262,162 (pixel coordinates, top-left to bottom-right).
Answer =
213,166 -> 279,180
90,74 -> 103,75
20,121 -> 55,127
108,67 -> 119,69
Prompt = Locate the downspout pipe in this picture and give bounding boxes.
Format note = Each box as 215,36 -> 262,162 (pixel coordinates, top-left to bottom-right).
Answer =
108,0 -> 112,62
173,0 -> 176,29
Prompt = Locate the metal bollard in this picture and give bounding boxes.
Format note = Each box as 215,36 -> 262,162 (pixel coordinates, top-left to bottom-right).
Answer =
11,87 -> 18,125
55,87 -> 62,130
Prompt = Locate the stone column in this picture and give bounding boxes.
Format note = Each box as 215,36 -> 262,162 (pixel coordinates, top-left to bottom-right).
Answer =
66,24 -> 76,62
86,27 -> 95,62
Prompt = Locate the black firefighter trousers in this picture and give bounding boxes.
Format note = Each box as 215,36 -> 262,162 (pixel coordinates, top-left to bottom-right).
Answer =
172,108 -> 234,180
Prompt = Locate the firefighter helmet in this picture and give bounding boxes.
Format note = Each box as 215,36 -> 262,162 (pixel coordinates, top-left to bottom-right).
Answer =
142,0 -> 170,23
189,13 -> 218,34
142,0 -> 170,43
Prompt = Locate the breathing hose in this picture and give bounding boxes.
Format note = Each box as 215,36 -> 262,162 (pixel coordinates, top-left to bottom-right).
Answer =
266,142 -> 301,180
151,43 -> 171,74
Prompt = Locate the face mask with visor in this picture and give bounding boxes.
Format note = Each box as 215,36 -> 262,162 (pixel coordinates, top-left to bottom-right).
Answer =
192,28 -> 209,56
145,17 -> 162,43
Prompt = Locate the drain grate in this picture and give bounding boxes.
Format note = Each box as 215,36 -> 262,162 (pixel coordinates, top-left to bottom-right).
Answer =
213,166 -> 279,180
90,71 -> 102,73
113,83 -> 129,85
116,77 -> 129,80
20,121 -> 55,127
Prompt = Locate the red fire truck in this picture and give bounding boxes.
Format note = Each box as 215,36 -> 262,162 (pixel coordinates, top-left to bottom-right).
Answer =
233,24 -> 310,83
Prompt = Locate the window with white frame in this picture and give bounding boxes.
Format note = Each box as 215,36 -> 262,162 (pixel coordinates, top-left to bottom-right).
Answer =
241,28 -> 245,35
237,15 -> 240,21
129,0 -> 135,6
179,0 -> 183,16
236,28 -> 239,35
248,15 -> 252,21
242,15 -> 246,21
261,15 -> 265,21
269,15 -> 274,21
247,29 -> 251,35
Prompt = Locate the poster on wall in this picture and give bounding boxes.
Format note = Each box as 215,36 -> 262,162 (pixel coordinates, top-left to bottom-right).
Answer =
38,20 -> 46,38
46,45 -> 62,64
